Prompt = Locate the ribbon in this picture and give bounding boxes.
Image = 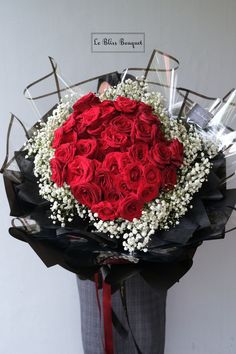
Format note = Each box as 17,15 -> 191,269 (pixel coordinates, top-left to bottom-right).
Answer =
102,280 -> 114,354
94,272 -> 114,354
94,270 -> 144,354
94,272 -> 105,352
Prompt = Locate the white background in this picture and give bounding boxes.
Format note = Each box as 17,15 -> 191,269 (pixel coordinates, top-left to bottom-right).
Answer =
1,1 -> 236,353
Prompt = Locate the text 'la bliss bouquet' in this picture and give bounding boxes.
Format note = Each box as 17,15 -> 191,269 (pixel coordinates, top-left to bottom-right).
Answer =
2,49 -> 236,287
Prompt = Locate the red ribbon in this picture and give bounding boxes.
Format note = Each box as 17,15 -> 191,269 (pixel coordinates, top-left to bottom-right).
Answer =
94,272 -> 114,354
102,280 -> 114,354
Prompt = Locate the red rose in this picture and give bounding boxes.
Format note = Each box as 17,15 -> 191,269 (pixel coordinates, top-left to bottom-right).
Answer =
150,142 -> 171,167
61,130 -> 78,145
131,118 -> 158,144
87,101 -> 115,136
91,201 -> 117,221
74,117 -> 87,136
54,143 -> 76,164
102,152 -> 122,175
137,101 -> 153,114
62,113 -> 76,133
128,143 -> 148,164
119,193 -> 143,221
71,182 -> 102,208
138,111 -> 160,126
76,138 -> 97,158
99,100 -> 116,120
87,122 -> 105,137
52,127 -> 64,149
101,126 -> 128,149
66,156 -> 95,185
50,158 -> 65,187
104,189 -> 120,203
114,96 -> 138,113
102,152 -> 131,175
117,152 -> 131,169
169,139 -> 184,167
81,106 -> 101,127
115,178 -> 131,196
85,101 -> 116,136
72,92 -> 100,114
162,167 -> 177,189
95,168 -> 114,192
109,114 -> 134,134
138,183 -> 160,203
144,163 -> 162,185
96,141 -> 115,162
124,163 -> 143,191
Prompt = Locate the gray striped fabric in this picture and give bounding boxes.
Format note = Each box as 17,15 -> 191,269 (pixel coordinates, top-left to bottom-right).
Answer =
77,272 -> 167,354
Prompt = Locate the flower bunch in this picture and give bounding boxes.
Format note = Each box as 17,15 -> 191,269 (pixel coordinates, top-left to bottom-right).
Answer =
26,79 -> 217,252
50,92 -> 184,222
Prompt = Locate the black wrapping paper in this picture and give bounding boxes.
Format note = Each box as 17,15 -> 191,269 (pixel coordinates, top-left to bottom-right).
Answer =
2,144 -> 236,290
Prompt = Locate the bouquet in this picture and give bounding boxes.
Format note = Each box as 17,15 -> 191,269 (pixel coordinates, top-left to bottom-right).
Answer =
2,49 -> 236,287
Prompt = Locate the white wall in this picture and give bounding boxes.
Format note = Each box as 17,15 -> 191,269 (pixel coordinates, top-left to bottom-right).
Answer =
1,1 -> 236,353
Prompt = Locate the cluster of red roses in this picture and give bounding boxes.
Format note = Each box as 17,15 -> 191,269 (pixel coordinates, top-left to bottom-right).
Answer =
50,93 -> 184,221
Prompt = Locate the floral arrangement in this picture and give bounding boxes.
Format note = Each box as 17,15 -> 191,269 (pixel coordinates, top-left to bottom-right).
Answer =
2,49 -> 236,354
2,49 -> 236,282
25,79 -> 218,253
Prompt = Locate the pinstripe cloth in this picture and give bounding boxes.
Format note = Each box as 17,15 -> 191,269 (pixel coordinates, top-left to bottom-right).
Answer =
77,272 -> 167,354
